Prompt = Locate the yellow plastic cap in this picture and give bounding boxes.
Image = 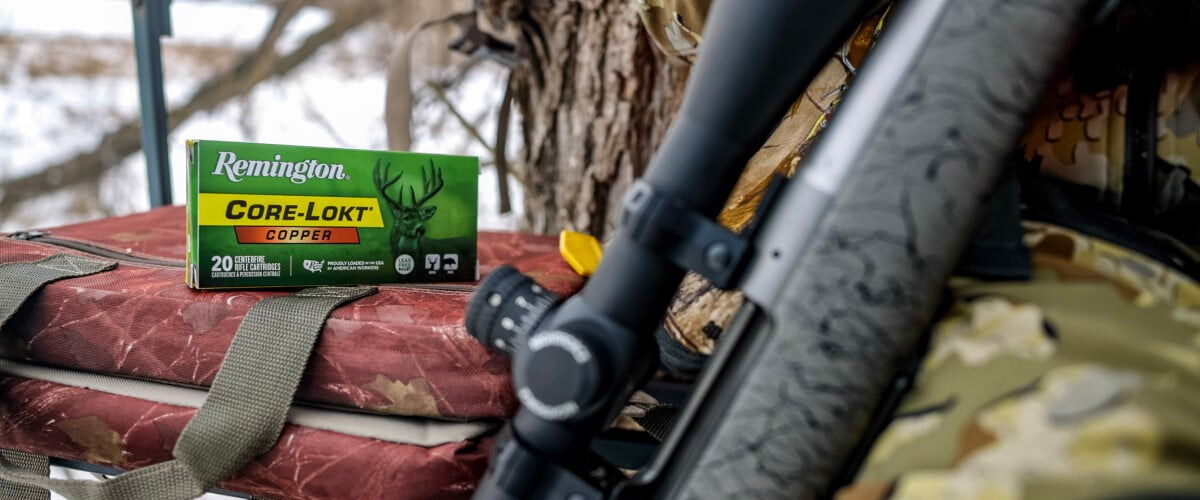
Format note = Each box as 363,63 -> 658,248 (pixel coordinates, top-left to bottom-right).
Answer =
559,230 -> 603,277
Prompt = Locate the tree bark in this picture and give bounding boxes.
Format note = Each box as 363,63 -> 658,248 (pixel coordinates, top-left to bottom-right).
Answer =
487,0 -> 689,238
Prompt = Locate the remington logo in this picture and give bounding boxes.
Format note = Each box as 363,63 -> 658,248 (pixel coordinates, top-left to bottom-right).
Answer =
212,151 -> 347,184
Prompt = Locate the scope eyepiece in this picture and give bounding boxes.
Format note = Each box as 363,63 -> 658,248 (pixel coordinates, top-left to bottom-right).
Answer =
466,265 -> 564,357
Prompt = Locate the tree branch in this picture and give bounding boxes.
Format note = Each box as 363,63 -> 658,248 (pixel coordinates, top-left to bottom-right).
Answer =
242,0 -> 306,91
0,0 -> 380,215
427,81 -> 495,155
493,72 -> 514,213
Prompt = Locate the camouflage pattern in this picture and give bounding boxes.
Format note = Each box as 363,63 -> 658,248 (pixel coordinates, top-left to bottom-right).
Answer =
635,0 -> 710,64
1023,62 -> 1200,207
0,375 -> 490,499
1,206 -> 584,421
640,1 -> 1200,496
0,205 -> 589,498
837,223 -> 1200,499
640,0 -> 894,357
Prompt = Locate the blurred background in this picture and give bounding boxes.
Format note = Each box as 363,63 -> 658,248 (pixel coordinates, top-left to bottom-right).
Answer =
0,0 -> 523,232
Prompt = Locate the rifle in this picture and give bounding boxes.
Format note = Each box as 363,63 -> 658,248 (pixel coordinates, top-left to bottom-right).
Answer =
465,0 -> 1095,498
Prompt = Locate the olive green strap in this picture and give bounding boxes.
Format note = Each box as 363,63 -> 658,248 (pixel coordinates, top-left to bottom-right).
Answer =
0,286 -> 376,500
0,254 -> 117,328
0,450 -> 49,500
173,286 -> 376,483
0,254 -> 113,499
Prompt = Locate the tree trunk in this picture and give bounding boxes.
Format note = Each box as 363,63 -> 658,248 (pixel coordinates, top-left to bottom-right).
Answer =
487,0 -> 689,238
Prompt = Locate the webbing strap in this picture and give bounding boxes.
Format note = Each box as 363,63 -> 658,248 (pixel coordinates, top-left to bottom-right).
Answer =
630,404 -> 678,442
0,285 -> 376,499
0,254 -> 116,328
0,255 -> 114,499
0,450 -> 49,500
174,286 -> 375,483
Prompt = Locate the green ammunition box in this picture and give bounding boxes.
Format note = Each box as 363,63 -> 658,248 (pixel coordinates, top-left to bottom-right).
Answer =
186,140 -> 478,288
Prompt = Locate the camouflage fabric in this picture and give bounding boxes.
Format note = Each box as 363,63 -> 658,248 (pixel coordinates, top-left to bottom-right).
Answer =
635,0 -> 710,64
643,0 -> 1200,361
639,1 -> 1200,496
1023,62 -> 1200,208
0,376 -> 490,499
838,223 -> 1200,499
0,206 -> 584,421
640,0 -> 894,358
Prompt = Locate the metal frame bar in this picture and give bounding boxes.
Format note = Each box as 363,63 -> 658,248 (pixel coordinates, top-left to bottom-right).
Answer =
131,0 -> 174,207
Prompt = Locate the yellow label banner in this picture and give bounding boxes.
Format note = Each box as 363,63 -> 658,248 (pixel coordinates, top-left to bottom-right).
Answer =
197,193 -> 384,227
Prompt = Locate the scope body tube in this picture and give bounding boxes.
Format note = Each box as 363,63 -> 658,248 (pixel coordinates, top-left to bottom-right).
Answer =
582,0 -> 877,328
474,0 -> 878,498
540,0 -> 878,438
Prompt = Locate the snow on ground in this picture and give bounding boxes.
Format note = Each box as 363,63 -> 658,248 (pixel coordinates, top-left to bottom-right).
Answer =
0,0 -> 522,232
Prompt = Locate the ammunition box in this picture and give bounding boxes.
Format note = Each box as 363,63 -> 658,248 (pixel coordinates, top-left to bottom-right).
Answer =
186,140 -> 478,288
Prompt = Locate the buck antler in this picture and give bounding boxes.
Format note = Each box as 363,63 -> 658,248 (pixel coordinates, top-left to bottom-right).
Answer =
407,159 -> 444,207
373,159 -> 405,210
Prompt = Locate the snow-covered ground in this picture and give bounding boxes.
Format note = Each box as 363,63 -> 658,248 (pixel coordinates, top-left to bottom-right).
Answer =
0,0 -> 522,231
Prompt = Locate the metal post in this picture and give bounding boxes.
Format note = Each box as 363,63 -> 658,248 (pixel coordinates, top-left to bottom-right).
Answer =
131,0 -> 173,207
